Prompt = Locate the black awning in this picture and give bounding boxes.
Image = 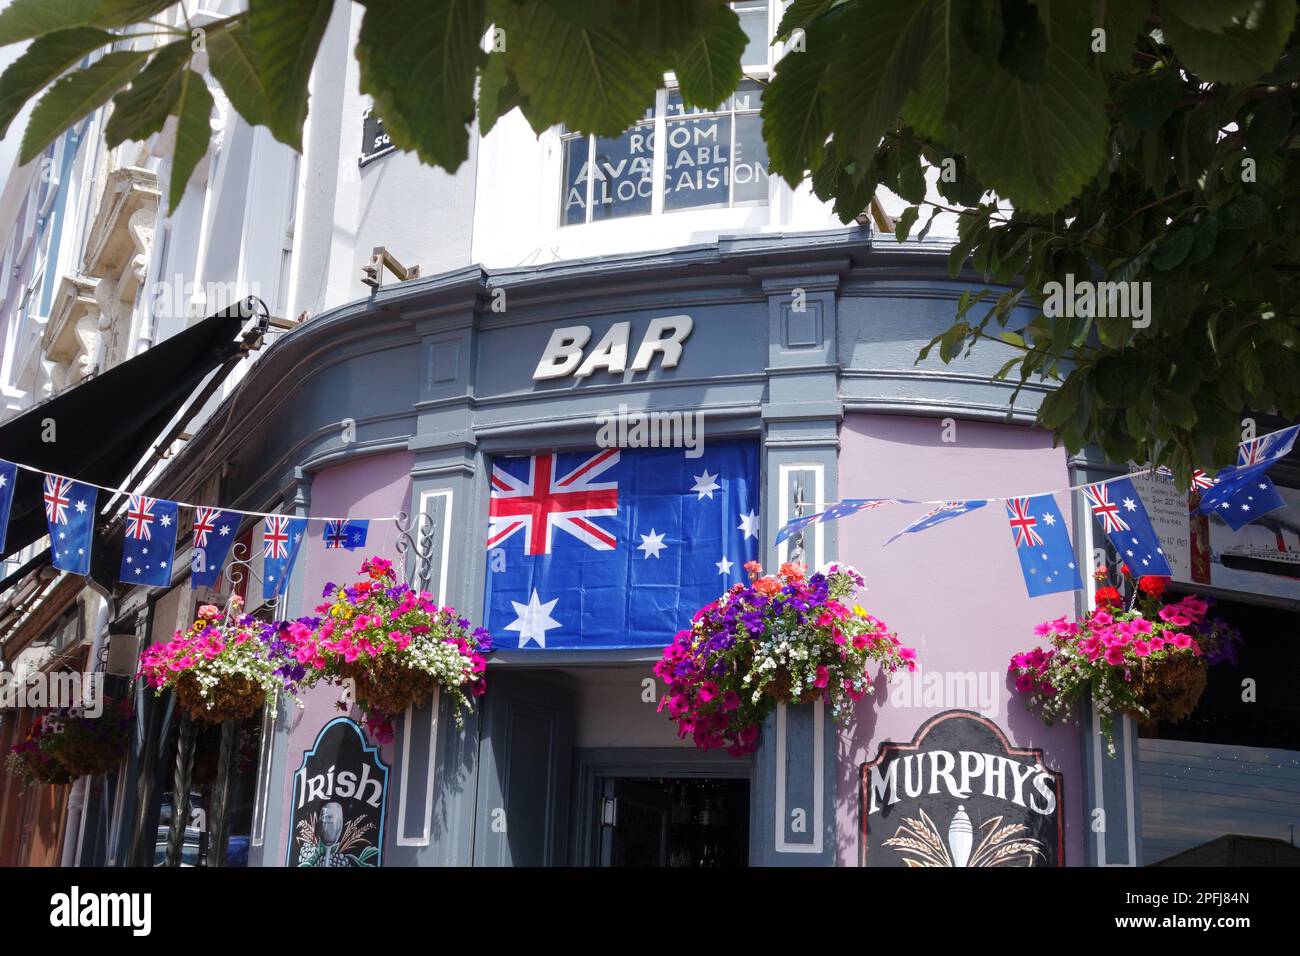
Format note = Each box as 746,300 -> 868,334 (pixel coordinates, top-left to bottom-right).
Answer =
0,300 -> 263,563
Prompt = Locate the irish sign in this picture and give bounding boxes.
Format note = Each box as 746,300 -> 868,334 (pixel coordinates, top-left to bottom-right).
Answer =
860,710 -> 1064,867
287,717 -> 388,867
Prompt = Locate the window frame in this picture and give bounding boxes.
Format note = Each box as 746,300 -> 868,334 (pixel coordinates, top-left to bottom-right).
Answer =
557,0 -> 781,228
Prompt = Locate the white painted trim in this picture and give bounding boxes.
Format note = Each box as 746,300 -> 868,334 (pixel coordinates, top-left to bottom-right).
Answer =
773,699 -> 824,854
395,685 -> 442,847
419,488 -> 454,603
249,701 -> 276,847
776,462 -> 825,570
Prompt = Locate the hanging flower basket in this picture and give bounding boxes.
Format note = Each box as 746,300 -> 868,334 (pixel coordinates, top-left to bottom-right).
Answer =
287,557 -> 491,736
655,562 -> 918,756
1010,574 -> 1240,756
139,596 -> 302,723
4,715 -> 74,787
173,672 -> 266,724
41,696 -> 134,776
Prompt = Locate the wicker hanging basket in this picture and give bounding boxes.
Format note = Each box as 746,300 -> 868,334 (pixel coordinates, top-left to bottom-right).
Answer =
174,672 -> 266,724
760,668 -> 822,705
48,736 -> 126,776
347,657 -> 438,716
1129,654 -> 1208,725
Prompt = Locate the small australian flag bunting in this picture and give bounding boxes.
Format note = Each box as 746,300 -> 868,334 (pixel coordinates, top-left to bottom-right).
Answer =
0,459 -> 16,553
1083,478 -> 1172,577
483,441 -> 760,650
191,507 -> 241,588
1005,495 -> 1081,597
43,474 -> 97,575
324,518 -> 369,550
1195,424 -> 1298,528
119,494 -> 179,586
263,515 -> 307,600
886,499 -> 987,545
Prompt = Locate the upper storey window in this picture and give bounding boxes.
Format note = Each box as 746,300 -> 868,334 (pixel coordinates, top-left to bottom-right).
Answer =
559,2 -> 774,227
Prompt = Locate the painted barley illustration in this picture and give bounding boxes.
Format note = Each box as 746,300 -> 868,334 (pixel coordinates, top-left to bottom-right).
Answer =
883,806 -> 1046,867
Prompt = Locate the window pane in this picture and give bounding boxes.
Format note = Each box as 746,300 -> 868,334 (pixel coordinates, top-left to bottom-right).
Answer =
561,136 -> 590,225
664,115 -> 732,211
590,124 -> 655,221
733,2 -> 769,67
732,113 -> 769,204
730,79 -> 763,114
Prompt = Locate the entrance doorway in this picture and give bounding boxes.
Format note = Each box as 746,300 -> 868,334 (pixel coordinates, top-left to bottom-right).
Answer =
596,776 -> 750,867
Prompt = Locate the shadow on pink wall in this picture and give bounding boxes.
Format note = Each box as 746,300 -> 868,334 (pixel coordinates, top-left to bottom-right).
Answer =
833,414 -> 1087,866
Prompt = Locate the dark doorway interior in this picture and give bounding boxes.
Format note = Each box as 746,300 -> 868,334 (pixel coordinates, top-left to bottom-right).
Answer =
598,777 -> 749,867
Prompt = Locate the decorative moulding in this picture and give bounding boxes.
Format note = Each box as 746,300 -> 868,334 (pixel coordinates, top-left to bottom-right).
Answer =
81,165 -> 160,281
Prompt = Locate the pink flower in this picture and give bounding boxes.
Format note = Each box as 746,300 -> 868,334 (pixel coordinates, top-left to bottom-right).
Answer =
721,690 -> 740,711
1103,645 -> 1127,666
1132,639 -> 1151,657
814,666 -> 829,689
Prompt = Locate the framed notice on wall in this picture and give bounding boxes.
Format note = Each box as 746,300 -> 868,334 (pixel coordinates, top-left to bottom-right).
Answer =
360,107 -> 395,167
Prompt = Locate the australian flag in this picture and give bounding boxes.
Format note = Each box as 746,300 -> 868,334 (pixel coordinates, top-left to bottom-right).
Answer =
483,441 -> 760,650
1195,425 -> 1298,528
775,497 -> 911,545
43,474 -> 97,575
0,459 -> 16,553
1083,478 -> 1172,577
324,519 -> 369,550
886,499 -> 987,544
119,495 -> 179,586
191,507 -> 241,588
1005,495 -> 1081,597
263,515 -> 307,600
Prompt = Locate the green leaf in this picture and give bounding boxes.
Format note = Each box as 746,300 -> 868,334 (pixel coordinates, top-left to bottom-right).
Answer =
477,52 -> 522,135
19,49 -> 148,164
1152,225 -> 1195,269
207,21 -> 271,128
249,0 -> 333,151
357,0 -> 484,171
1156,390 -> 1197,429
1162,0 -> 1262,33
1245,94 -> 1293,155
670,1 -> 745,111
1218,193 -> 1265,229
1117,70 -> 1183,130
1163,0 -> 1297,83
0,0 -> 102,46
948,19 -> 1108,212
1096,0 -> 1151,72
1038,370 -> 1086,429
900,0 -> 953,140
894,205 -> 920,241
1189,213 -> 1219,262
774,0 -> 835,42
762,6 -> 839,184
825,0 -> 932,175
496,0 -> 667,138
103,39 -> 189,147
0,26 -> 116,138
167,67 -> 213,210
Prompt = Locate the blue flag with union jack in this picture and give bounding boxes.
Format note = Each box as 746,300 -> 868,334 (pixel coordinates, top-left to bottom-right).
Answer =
1005,495 -> 1081,597
483,441 -> 760,649
886,499 -> 987,545
191,507 -> 241,588
1195,425 -> 1297,528
0,459 -> 16,554
324,519 -> 369,551
119,494 -> 179,586
263,515 -> 307,600
1083,478 -> 1172,577
43,474 -> 97,575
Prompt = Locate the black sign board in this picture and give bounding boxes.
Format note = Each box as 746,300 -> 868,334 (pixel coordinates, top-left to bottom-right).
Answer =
286,717 -> 388,867
860,710 -> 1064,867
360,108 -> 395,167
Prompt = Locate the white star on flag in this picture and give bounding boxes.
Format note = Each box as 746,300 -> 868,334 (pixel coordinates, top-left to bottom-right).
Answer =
160,514 -> 172,527
637,529 -> 667,559
716,556 -> 733,575
506,589 -> 561,648
1122,497 -> 1137,511
75,499 -> 87,513
1041,512 -> 1056,526
692,470 -> 720,499
737,509 -> 759,539
218,525 -> 231,535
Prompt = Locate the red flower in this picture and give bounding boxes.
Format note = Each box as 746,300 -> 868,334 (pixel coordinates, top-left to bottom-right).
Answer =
1094,585 -> 1123,609
1137,575 -> 1166,598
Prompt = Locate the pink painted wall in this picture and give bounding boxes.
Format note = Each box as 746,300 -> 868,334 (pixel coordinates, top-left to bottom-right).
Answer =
834,414 -> 1086,866
273,451 -> 413,866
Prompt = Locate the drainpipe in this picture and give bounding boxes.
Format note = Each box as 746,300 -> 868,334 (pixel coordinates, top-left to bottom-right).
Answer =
68,583 -> 111,866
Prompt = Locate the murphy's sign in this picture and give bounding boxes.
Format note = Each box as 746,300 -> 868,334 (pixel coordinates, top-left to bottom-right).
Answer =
860,710 -> 1064,867
287,718 -> 388,868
